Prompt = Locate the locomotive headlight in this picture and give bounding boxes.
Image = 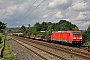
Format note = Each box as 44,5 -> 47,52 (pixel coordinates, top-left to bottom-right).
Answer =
80,37 -> 82,39
73,37 -> 76,39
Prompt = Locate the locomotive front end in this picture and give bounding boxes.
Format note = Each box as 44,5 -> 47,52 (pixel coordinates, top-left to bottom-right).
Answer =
72,31 -> 83,46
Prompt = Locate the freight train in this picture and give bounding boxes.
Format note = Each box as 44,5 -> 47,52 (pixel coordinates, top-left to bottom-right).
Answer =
12,30 -> 83,46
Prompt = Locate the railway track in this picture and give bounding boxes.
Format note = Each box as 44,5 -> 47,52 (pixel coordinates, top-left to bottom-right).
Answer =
9,36 -> 67,60
13,36 -> 90,60
30,40 -> 90,60
9,35 -> 90,60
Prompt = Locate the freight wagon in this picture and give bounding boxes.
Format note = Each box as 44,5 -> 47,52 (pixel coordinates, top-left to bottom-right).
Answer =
12,33 -> 23,37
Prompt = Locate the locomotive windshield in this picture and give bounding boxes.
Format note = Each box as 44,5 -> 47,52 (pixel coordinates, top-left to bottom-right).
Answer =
72,32 -> 81,36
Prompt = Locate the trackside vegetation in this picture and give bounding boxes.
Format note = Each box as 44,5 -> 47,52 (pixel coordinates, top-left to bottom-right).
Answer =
0,21 -> 19,60
3,39 -> 19,60
82,25 -> 90,46
0,33 -> 19,60
0,21 -> 6,33
17,20 -> 79,36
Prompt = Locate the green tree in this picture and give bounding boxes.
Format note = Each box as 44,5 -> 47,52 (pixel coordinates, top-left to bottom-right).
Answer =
82,30 -> 87,42
51,23 -> 56,31
87,25 -> 90,31
72,26 -> 79,30
19,25 -> 26,33
30,27 -> 37,35
29,20 -> 79,36
34,22 -> 41,31
87,25 -> 90,41
0,21 -> 6,33
41,22 -> 48,31
82,25 -> 90,45
55,20 -> 79,31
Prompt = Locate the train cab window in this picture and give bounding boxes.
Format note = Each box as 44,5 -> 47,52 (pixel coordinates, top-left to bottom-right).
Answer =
69,33 -> 70,36
72,32 -> 81,36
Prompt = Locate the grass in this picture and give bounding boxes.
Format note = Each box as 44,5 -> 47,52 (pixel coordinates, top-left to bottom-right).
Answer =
70,54 -> 73,58
0,33 -> 4,42
0,33 -> 4,50
4,57 -> 19,60
0,43 -> 2,48
0,33 -> 19,60
3,38 -> 19,60
3,39 -> 11,57
84,41 -> 90,46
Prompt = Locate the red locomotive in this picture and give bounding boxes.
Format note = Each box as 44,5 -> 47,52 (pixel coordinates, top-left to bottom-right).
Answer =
51,30 -> 82,46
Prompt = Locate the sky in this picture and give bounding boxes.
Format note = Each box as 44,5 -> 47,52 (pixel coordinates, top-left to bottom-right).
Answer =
0,0 -> 90,30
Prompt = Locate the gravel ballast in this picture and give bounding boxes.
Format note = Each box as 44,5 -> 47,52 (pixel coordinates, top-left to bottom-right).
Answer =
8,38 -> 40,60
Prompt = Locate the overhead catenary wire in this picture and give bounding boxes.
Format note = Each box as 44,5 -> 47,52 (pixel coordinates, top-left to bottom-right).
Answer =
18,0 -> 46,24
18,0 -> 37,23
42,0 -> 85,19
9,0 -> 86,27
75,0 -> 88,24
9,0 -> 46,27
10,0 -> 38,27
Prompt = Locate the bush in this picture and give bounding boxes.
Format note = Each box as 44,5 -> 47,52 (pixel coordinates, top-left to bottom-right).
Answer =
0,36 -> 1,39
